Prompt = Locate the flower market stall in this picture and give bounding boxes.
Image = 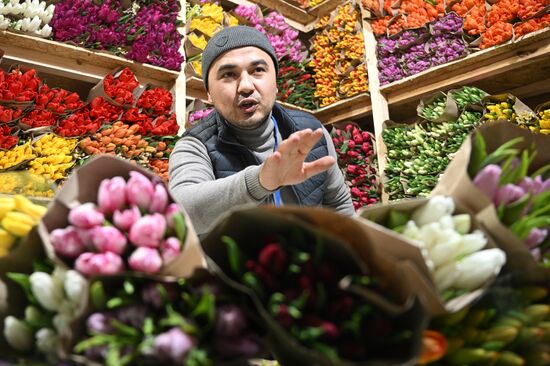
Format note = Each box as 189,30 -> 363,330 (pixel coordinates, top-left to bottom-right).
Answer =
0,0 -> 549,364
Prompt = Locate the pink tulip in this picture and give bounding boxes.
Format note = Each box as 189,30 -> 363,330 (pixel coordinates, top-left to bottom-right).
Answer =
75,252 -> 124,276
494,184 -> 526,207
128,247 -> 162,274
519,176 -> 544,196
153,328 -> 195,363
50,226 -> 87,259
90,226 -> 127,254
98,177 -> 127,213
525,228 -> 548,249
68,203 -> 105,229
126,171 -> 155,210
164,203 -> 179,228
160,237 -> 181,263
129,214 -> 166,248
76,228 -> 94,247
149,184 -> 168,213
113,206 -> 141,232
473,164 -> 502,201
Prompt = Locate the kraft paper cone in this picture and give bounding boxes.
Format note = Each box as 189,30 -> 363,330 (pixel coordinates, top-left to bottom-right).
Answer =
417,91 -> 459,123
202,206 -> 428,366
38,155 -> 205,278
358,197 -> 502,315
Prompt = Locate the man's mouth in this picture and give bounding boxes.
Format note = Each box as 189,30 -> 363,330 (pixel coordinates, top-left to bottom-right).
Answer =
238,99 -> 259,113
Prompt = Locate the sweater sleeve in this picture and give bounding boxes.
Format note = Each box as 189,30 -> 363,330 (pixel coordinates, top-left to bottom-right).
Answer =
168,136 -> 272,236
321,127 -> 355,216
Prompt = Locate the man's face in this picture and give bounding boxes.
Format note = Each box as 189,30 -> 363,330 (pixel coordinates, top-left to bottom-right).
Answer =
207,47 -> 277,129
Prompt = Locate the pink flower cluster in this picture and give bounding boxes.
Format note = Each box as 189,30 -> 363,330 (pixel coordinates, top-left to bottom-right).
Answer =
234,5 -> 304,63
50,172 -> 186,276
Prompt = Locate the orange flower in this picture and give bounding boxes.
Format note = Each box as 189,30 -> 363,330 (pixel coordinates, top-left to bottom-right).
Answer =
518,0 -> 547,20
486,0 -> 519,27
418,330 -> 448,365
480,21 -> 513,49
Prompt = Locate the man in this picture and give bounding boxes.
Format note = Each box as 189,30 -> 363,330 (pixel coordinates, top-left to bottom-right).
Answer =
169,26 -> 354,236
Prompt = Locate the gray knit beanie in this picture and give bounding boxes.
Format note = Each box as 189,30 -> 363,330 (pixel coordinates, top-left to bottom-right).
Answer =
201,26 -> 279,90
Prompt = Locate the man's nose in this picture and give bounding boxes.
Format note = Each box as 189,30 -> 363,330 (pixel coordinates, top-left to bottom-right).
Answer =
237,73 -> 254,94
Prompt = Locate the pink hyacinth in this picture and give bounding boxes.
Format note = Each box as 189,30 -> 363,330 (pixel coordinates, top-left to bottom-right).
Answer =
113,205 -> 141,232
68,203 -> 105,229
50,226 -> 87,259
126,171 -> 155,210
90,226 -> 127,254
128,247 -> 162,274
75,252 -> 124,276
98,176 -> 127,213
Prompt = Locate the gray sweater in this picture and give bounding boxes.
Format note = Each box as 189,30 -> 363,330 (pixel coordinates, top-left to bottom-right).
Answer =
168,115 -> 354,236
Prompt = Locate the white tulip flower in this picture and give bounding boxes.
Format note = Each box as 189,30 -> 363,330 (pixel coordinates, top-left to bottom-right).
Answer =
434,261 -> 458,292
452,214 -> 471,235
412,196 -> 455,226
64,270 -> 88,306
30,272 -> 64,312
36,328 -> 59,355
438,215 -> 455,230
428,229 -> 462,267
455,230 -> 488,258
36,23 -> 51,37
454,248 -> 506,291
53,314 -> 72,336
4,316 -> 33,351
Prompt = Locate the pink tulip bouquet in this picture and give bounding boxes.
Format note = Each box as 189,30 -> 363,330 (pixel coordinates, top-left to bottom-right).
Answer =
469,133 -> 550,267
49,171 -> 187,276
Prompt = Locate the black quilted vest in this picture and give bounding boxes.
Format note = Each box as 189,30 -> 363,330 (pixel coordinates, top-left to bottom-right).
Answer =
184,103 -> 329,206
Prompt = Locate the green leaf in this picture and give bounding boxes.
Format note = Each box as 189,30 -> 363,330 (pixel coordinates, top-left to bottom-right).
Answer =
498,155 -> 520,185
531,189 -> 550,212
106,344 -> 122,366
311,342 -> 339,360
123,280 -> 134,295
6,273 -> 36,304
242,272 -> 265,300
468,131 -> 487,177
501,194 -> 531,226
297,326 -> 324,342
190,288 -> 216,326
143,317 -> 154,335
111,319 -> 140,337
530,164 -> 550,179
172,212 -> 187,245
481,137 -> 524,168
74,334 -> 115,353
185,348 -> 213,366
387,209 -> 410,229
222,235 -> 242,275
90,281 -> 107,310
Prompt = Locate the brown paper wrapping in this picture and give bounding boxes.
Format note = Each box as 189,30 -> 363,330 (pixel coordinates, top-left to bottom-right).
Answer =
417,91 -> 460,123
433,122 -> 550,285
201,205 -> 428,366
358,197 -> 503,315
38,154 -> 205,278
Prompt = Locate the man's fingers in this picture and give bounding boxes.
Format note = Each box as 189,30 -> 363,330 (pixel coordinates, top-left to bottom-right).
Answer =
302,156 -> 335,178
298,128 -> 324,154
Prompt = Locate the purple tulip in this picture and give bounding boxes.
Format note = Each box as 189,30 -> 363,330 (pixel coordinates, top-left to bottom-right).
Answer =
90,226 -> 127,254
87,312 -> 114,334
126,171 -> 155,211
160,237 -> 181,264
215,305 -> 248,338
113,205 -> 142,232
129,213 -> 166,248
473,164 -> 502,200
519,176 -> 544,196
153,327 -> 196,364
141,283 -> 178,309
212,333 -> 260,359
494,184 -> 526,207
68,203 -> 105,229
75,252 -> 124,276
98,176 -> 127,214
149,184 -> 169,213
116,305 -> 148,329
128,247 -> 163,274
50,226 -> 87,259
525,228 -> 548,249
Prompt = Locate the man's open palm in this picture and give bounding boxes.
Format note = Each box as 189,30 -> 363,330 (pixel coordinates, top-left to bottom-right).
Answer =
259,128 -> 335,191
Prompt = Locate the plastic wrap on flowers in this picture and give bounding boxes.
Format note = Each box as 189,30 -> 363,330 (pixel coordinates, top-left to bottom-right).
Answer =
201,206 -> 429,366
63,269 -> 266,365
358,196 -> 506,315
37,155 -> 205,279
86,67 -> 143,109
434,122 -> 550,285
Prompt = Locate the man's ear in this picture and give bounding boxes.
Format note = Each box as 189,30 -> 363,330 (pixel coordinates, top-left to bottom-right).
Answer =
207,92 -> 213,103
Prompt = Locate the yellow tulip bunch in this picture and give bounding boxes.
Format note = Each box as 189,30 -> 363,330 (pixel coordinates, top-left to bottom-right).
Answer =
0,194 -> 47,257
0,172 -> 54,198
0,142 -> 36,170
28,133 -> 77,182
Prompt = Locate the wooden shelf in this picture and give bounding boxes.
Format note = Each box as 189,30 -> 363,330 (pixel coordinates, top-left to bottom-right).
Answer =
186,76 -> 371,124
0,31 -> 180,88
380,28 -> 550,121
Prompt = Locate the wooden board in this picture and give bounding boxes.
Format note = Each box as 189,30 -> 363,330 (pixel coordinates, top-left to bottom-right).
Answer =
0,31 -> 179,87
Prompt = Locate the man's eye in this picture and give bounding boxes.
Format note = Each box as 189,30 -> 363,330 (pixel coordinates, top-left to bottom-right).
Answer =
254,67 -> 266,73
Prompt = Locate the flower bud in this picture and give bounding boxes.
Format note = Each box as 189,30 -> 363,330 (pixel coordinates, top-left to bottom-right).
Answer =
129,213 -> 166,248
215,304 -> 248,338
98,176 -> 127,213
3,316 -> 32,351
50,226 -> 87,259
87,312 -> 114,334
126,171 -> 155,210
64,270 -> 88,306
149,184 -> 169,213
75,252 -> 124,276
454,248 -> 506,291
473,164 -> 501,200
412,196 -> 455,226
90,226 -> 127,254
68,203 -> 105,229
153,327 -> 196,363
113,205 -> 141,232
29,272 -> 64,312
35,328 -> 59,356
128,247 -> 162,274
160,237 -> 181,264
